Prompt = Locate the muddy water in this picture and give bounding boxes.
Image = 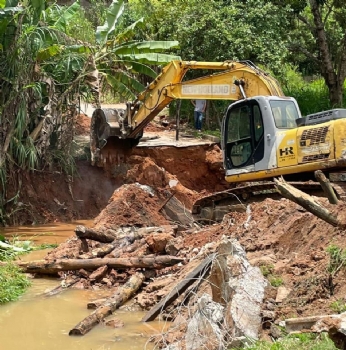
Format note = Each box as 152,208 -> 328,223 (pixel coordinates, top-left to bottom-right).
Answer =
0,222 -> 167,350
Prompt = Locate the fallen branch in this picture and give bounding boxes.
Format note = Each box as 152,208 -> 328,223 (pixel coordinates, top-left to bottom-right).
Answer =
142,254 -> 215,322
9,256 -> 184,275
274,178 -> 341,227
69,272 -> 145,336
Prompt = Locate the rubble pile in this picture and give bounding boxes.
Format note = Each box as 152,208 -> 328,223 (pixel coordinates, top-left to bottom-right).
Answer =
18,116 -> 346,348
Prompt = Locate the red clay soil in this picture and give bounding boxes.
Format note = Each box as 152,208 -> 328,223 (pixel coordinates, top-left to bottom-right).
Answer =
8,113 -> 346,332
178,196 -> 346,320
93,183 -> 170,229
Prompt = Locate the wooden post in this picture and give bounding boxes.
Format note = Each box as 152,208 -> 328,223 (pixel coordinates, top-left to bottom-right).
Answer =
75,225 -> 115,243
314,170 -> 338,204
274,178 -> 340,227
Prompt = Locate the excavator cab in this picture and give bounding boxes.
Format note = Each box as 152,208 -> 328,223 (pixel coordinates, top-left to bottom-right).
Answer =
222,96 -> 302,182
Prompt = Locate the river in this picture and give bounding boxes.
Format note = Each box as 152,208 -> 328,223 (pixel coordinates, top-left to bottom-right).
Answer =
0,221 -> 167,350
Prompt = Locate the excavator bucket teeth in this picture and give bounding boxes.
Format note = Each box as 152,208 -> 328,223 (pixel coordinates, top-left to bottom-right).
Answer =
90,108 -> 139,167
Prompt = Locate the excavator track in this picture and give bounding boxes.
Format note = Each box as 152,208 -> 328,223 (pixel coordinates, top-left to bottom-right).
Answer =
192,181 -> 346,214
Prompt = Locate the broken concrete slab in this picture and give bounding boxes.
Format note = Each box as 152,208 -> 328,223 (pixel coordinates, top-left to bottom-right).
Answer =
185,294 -> 224,350
285,312 -> 346,349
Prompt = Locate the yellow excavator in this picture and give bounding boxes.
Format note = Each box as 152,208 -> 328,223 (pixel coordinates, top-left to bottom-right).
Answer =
90,60 -> 346,215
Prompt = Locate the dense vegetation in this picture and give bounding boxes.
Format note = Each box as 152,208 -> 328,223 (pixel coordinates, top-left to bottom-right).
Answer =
0,0 -> 345,225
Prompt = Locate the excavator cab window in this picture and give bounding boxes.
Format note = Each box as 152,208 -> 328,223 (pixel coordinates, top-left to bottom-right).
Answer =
224,101 -> 265,169
270,100 -> 299,129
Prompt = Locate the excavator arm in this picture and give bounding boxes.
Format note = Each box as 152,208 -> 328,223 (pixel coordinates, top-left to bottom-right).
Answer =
90,60 -> 284,166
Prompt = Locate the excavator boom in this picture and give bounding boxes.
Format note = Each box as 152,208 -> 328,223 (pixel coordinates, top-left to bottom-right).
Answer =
90,60 -> 283,166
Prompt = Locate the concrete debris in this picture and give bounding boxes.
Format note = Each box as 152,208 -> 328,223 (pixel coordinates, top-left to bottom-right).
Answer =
286,312 -> 346,349
161,237 -> 267,350
185,294 -> 224,350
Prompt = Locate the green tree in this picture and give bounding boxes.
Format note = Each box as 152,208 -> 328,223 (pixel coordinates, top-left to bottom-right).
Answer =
0,0 -> 180,225
280,0 -> 346,106
125,0 -> 290,73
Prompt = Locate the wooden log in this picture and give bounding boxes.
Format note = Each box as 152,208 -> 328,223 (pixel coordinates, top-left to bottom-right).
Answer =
274,178 -> 341,227
105,238 -> 146,259
141,254 -> 215,322
75,225 -> 116,243
44,277 -> 81,297
11,256 -> 184,275
92,226 -> 177,258
91,243 -> 117,258
314,170 -> 338,204
75,225 -> 177,245
69,272 -> 145,336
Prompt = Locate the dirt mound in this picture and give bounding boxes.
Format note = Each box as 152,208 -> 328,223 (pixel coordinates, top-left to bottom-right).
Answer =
93,183 -> 169,229
132,144 -> 226,194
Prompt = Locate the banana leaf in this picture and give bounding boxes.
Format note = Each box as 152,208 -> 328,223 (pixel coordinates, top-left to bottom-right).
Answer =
117,52 -> 181,65
53,1 -> 80,32
122,60 -> 157,78
96,0 -> 124,45
113,40 -> 180,55
115,17 -> 145,44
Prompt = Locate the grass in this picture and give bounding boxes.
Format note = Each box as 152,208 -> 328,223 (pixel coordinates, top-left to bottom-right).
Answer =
0,235 -> 57,304
330,299 -> 346,314
232,333 -> 337,350
0,263 -> 31,304
260,263 -> 284,287
269,276 -> 284,287
326,244 -> 346,276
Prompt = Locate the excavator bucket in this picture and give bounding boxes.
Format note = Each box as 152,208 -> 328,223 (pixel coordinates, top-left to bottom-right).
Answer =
90,108 -> 140,167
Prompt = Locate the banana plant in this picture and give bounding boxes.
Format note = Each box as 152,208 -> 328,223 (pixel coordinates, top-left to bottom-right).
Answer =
94,0 -> 181,99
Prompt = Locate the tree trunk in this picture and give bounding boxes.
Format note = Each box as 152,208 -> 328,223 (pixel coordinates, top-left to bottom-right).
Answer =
69,272 -> 145,336
11,256 -> 184,275
309,0 -> 343,107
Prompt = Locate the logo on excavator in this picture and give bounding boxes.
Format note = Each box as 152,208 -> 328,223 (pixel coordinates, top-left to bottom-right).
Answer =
279,147 -> 294,157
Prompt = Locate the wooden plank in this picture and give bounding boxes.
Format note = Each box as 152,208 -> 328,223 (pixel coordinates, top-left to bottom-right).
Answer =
141,254 -> 215,322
